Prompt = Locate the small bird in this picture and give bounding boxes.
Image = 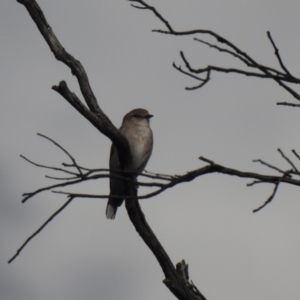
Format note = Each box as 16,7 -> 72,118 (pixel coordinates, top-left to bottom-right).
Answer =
106,108 -> 153,219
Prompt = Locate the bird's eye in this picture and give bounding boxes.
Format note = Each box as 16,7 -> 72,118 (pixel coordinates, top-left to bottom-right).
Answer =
133,114 -> 140,118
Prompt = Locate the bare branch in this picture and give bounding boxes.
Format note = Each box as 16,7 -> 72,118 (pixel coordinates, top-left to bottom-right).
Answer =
175,260 -> 207,299
173,62 -> 210,90
124,184 -> 206,300
22,177 -> 85,203
253,181 -> 280,213
8,197 -> 74,264
173,62 -> 207,82
253,159 -> 287,175
292,149 -> 300,161
274,80 -> 300,102
130,0 -> 174,33
142,170 -> 174,181
20,154 -> 77,176
17,0 -> 132,169
37,133 -> 83,176
45,175 -> 78,181
194,38 -> 253,67
17,0 -> 100,113
130,0 -> 300,104
194,37 -> 288,77
277,148 -> 298,172
15,1 -> 300,299
247,180 -> 264,187
180,51 -> 292,81
51,82 -> 132,167
277,102 -> 300,107
267,31 -> 292,77
22,137 -> 300,206
14,131 -> 300,277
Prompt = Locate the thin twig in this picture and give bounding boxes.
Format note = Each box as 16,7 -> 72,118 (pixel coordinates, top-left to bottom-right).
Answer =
22,178 -> 84,203
131,0 -> 174,33
277,102 -> 300,107
130,0 -> 300,103
199,156 -> 214,164
8,197 -> 74,264
277,148 -> 298,172
274,80 -> 300,102
37,133 -> 83,176
173,62 -> 207,82
292,149 -> 300,161
45,175 -> 78,180
253,159 -> 286,174
247,180 -> 263,187
194,37 -> 287,77
62,163 -> 108,172
267,31 -> 292,77
21,155 -> 77,176
173,62 -> 210,90
253,181 -> 280,213
194,38 -> 252,67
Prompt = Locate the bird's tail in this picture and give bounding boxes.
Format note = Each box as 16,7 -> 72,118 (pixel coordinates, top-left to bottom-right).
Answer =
106,200 -> 118,219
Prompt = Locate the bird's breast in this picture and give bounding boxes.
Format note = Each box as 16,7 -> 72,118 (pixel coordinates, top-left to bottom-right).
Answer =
125,125 -> 153,173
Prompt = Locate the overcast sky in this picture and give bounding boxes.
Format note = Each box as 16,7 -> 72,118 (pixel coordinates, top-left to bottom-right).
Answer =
1,1 -> 300,300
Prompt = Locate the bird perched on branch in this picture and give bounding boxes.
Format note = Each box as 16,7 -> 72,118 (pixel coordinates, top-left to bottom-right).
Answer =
106,108 -> 153,219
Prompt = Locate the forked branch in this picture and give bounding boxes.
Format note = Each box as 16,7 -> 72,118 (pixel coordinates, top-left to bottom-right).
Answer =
14,1 -> 300,299
130,0 -> 300,105
15,1 -> 207,299
9,135 -> 300,268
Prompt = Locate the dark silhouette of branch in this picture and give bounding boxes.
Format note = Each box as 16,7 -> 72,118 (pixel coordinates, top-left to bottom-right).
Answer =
16,0 -> 132,169
252,159 -> 288,176
176,260 -> 207,299
37,133 -> 83,175
267,31 -> 292,77
14,1 -> 207,299
19,135 -> 300,202
124,178 -> 205,300
173,62 -> 210,90
292,149 -> 300,161
130,0 -> 300,105
13,1 -> 300,299
20,155 -> 77,177
277,102 -> 300,108
19,134 -> 169,203
10,133 -> 300,267
253,181 -> 281,213
277,148 -> 298,172
8,197 -> 74,264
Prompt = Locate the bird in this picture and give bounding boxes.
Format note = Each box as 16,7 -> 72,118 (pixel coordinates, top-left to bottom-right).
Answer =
106,108 -> 153,219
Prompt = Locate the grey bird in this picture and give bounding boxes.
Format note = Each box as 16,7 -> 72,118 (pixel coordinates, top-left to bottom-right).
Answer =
106,108 -> 153,219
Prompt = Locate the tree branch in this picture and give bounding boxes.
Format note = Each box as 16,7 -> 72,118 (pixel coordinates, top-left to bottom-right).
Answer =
17,0 -> 132,168
15,2 -> 207,298
130,0 -> 300,103
14,1 -> 300,299
8,197 -> 74,264
20,135 -> 300,205
125,182 -> 205,300
10,133 -> 300,269
267,31 -> 293,77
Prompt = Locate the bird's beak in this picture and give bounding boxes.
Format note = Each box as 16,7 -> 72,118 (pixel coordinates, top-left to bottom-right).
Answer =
146,114 -> 153,119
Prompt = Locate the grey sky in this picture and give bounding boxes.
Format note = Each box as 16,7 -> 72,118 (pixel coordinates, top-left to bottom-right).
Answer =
1,1 -> 300,300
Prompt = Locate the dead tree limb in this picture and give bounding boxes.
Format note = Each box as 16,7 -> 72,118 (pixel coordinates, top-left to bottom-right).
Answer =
129,0 -> 300,106
14,1 -> 206,299
13,1 -> 300,299
9,133 -> 300,268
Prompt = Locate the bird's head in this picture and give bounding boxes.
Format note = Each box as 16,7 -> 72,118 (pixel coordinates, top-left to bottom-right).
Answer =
122,108 -> 153,126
